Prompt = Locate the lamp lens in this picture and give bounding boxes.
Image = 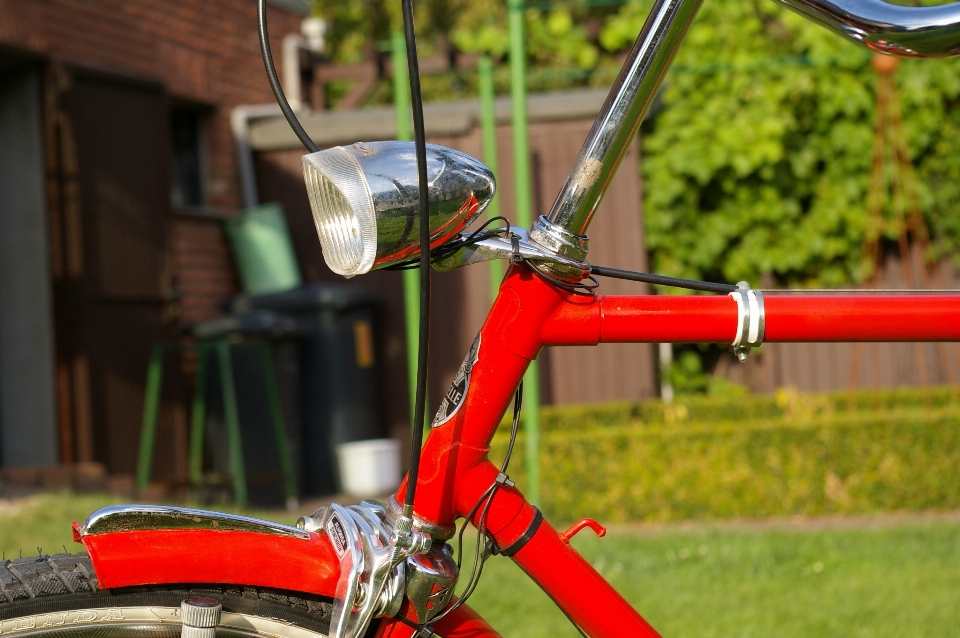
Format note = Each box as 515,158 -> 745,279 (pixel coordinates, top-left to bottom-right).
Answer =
301,148 -> 377,277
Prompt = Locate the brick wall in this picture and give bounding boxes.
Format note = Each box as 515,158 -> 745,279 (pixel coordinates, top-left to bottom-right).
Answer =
0,1 -> 309,480
0,0 -> 305,326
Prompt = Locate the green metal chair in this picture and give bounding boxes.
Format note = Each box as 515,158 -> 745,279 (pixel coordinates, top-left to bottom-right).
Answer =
136,311 -> 302,508
139,203 -> 305,507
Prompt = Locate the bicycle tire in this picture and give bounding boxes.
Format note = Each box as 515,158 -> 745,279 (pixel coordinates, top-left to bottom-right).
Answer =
0,551 -> 349,638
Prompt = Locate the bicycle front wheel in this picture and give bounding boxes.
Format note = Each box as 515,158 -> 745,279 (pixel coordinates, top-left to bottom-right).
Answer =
0,552 -> 337,638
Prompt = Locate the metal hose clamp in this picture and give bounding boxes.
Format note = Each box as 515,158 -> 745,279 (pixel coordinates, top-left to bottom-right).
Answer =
729,281 -> 764,362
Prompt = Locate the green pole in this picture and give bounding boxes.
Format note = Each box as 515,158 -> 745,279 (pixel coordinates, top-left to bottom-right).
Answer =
478,56 -> 504,303
136,343 -> 165,491
392,31 -> 425,435
508,0 -> 541,505
188,343 -> 209,490
216,340 -> 248,506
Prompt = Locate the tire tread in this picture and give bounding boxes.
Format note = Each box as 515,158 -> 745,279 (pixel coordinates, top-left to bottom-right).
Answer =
0,552 -> 333,633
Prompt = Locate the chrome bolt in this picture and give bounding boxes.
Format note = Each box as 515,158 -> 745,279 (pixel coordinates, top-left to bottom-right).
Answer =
297,515 -> 323,533
181,597 -> 221,638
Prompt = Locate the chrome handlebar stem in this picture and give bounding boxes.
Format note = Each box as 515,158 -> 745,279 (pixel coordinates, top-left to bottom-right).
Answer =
544,0 -> 705,240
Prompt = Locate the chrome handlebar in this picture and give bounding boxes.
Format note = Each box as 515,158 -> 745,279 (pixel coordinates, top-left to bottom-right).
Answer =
540,0 -> 960,252
775,0 -> 960,58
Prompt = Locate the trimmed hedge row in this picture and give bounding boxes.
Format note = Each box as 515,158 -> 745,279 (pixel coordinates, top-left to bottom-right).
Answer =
525,386 -> 960,431
492,393 -> 960,523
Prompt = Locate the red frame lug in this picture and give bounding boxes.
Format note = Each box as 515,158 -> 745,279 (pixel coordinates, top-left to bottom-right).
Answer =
558,518 -> 607,544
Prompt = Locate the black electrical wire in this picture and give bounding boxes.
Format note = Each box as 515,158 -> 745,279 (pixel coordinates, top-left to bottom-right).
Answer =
499,382 -> 523,474
590,264 -> 737,294
528,262 -> 601,296
256,0 -> 319,153
429,382 -> 524,626
384,216 -> 513,270
401,0 -> 432,513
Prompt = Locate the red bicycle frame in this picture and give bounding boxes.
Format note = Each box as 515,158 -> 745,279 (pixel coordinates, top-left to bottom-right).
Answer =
364,265 -> 960,637
81,264 -> 960,637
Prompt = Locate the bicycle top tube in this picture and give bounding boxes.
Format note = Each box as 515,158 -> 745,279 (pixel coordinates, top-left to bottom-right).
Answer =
543,0 -> 960,242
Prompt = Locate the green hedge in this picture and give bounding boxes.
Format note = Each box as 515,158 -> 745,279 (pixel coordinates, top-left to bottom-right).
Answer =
492,388 -> 960,523
523,386 -> 960,431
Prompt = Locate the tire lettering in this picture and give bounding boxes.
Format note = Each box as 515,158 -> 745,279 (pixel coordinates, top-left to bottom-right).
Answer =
39,613 -> 68,627
75,611 -> 97,623
101,610 -> 125,621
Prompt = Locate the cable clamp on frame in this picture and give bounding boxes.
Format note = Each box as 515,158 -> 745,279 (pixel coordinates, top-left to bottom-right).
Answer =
729,281 -> 765,362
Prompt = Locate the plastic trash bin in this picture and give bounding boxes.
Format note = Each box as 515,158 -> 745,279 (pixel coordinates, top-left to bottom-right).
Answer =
231,283 -> 382,496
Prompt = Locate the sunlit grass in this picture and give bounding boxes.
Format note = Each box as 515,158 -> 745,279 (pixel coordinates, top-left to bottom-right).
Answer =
463,518 -> 960,637
0,492 -> 298,560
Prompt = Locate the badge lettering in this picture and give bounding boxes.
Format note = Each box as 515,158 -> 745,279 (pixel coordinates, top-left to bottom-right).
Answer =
328,516 -> 348,557
432,334 -> 480,427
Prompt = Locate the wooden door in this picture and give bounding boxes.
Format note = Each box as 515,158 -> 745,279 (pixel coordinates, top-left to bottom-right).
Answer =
49,68 -> 184,479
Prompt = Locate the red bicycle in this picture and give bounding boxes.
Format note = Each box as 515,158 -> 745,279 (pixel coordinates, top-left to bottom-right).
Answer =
4,0 -> 960,636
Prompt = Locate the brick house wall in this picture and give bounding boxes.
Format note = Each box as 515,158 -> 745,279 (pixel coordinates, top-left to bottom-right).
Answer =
0,0 -> 308,481
0,0 -> 305,327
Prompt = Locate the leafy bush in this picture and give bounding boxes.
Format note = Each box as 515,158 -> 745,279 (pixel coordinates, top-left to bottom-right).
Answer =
493,387 -> 960,523
526,385 -> 960,430
635,0 -> 960,287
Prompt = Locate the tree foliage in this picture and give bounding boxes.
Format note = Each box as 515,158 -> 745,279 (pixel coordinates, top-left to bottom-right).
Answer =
631,0 -> 960,286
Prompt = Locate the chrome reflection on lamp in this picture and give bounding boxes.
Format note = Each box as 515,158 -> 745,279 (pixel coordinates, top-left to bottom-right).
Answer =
302,141 -> 496,277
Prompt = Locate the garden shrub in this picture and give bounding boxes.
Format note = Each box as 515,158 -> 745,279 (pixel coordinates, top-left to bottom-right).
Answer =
492,387 -> 960,523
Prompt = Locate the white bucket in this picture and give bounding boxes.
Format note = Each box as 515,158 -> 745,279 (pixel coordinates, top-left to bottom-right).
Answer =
335,438 -> 402,497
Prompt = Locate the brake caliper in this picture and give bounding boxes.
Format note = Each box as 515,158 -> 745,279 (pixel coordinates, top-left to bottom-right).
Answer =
299,499 -> 457,638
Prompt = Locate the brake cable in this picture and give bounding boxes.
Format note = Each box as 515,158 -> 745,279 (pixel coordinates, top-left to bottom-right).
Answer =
259,0 -> 432,519
261,2 -> 526,626
590,265 -> 737,293
257,0 -> 318,154
399,0 -> 432,521
259,6 -> 707,634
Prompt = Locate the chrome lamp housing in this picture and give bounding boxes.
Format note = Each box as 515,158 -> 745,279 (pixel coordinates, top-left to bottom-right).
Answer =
302,140 -> 496,277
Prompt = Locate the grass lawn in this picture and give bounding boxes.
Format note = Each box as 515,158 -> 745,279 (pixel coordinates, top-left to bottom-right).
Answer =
464,518 -> 960,637
1,494 -> 958,637
0,493 -> 302,558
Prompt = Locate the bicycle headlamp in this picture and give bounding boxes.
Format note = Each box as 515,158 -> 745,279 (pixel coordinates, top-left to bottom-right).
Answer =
302,140 -> 496,277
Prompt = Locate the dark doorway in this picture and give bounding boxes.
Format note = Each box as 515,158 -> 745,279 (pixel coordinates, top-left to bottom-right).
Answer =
50,69 -> 185,478
0,56 -> 58,467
